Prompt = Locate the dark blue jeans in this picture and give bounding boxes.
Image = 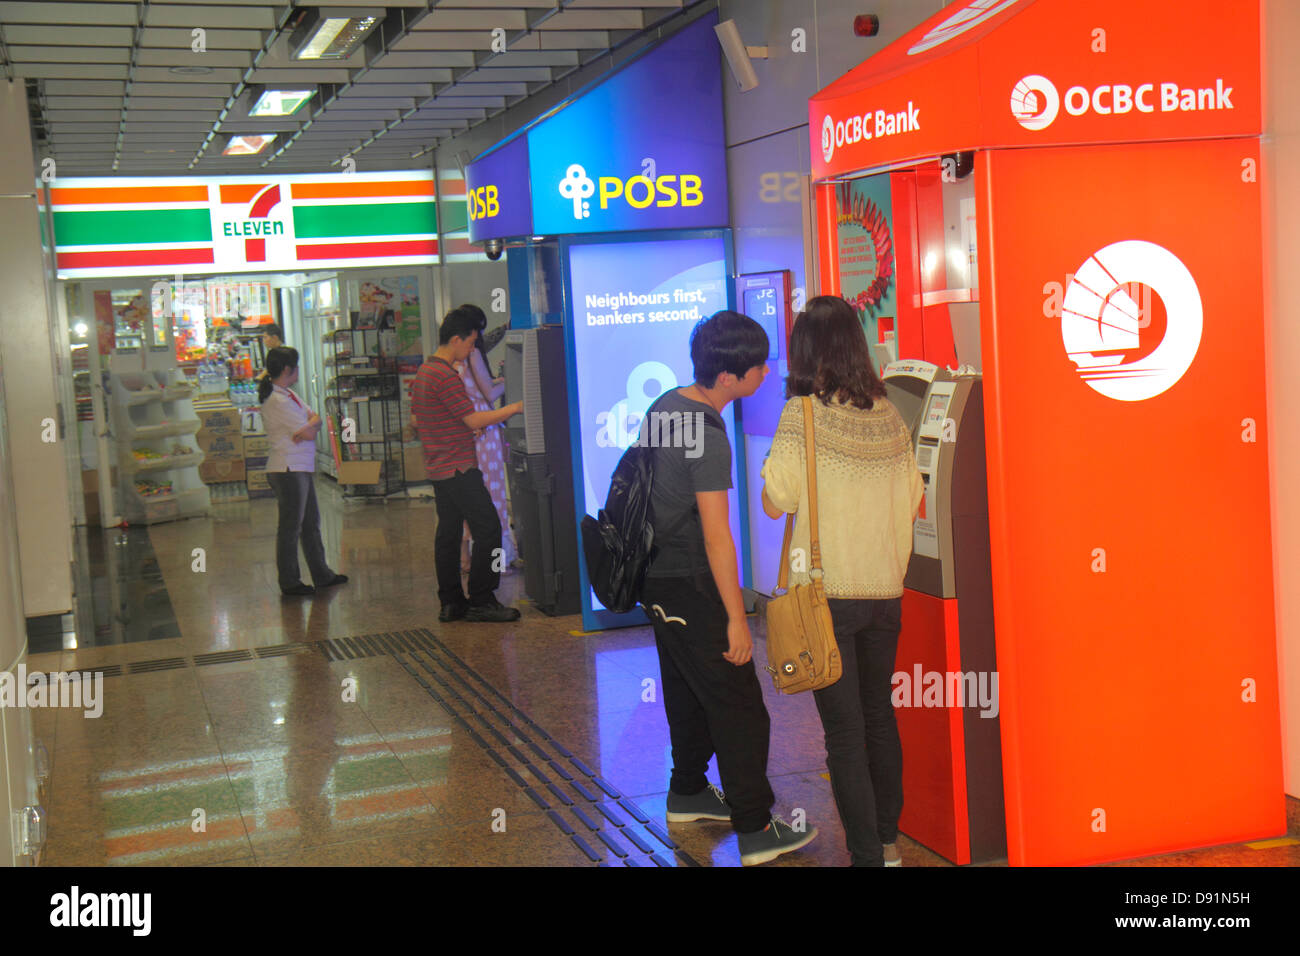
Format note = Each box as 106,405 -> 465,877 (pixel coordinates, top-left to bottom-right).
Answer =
813,597 -> 904,867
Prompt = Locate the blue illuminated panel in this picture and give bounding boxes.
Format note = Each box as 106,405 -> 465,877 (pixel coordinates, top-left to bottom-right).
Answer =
466,135 -> 533,243
566,235 -> 744,626
528,16 -> 727,236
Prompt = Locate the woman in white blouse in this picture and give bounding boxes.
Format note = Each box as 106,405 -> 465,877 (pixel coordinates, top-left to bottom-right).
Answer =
760,295 -> 923,867
259,347 -> 348,597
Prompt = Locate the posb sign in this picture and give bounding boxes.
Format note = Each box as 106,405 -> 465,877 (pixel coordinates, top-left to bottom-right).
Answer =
1011,74 -> 1236,131
557,164 -> 704,221
468,185 -> 500,222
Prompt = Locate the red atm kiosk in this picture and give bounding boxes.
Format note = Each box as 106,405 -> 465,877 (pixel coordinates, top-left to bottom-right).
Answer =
808,0 -> 1284,865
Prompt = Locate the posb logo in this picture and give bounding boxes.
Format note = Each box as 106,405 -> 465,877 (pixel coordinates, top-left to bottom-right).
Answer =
468,185 -> 499,222
1010,75 -> 1059,130
1012,74 -> 1235,130
558,163 -> 703,221
1060,240 -> 1202,402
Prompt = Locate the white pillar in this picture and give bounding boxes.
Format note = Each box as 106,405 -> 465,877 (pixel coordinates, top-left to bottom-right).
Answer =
0,81 -> 73,618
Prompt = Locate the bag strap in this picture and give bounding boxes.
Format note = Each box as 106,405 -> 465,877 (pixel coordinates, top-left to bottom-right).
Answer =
802,396 -> 823,574
776,396 -> 821,591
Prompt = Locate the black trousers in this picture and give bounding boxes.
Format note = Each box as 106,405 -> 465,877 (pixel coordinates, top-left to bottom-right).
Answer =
432,467 -> 501,607
812,597 -> 905,867
266,471 -> 335,590
642,573 -> 774,834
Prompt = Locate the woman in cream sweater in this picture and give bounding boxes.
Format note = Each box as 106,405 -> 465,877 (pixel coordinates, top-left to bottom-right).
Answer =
760,295 -> 923,867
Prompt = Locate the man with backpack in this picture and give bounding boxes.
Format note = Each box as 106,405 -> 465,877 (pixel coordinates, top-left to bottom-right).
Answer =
638,310 -> 819,866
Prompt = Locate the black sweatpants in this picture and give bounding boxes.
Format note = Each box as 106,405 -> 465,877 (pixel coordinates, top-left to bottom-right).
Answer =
642,573 -> 775,834
432,467 -> 501,607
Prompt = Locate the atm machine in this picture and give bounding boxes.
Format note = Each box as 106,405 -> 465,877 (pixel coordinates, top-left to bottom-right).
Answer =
882,359 -> 1003,864
503,326 -> 581,616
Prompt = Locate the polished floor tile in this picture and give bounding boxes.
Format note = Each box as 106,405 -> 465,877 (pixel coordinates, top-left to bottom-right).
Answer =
32,483 -> 1298,868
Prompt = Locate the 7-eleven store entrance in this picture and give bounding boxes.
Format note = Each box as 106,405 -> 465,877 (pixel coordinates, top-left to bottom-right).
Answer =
49,172 -> 441,526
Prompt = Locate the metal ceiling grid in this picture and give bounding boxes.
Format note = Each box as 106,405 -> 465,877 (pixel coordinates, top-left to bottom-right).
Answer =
0,0 -> 700,177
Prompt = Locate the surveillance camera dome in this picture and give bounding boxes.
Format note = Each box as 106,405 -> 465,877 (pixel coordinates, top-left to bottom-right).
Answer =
484,239 -> 504,260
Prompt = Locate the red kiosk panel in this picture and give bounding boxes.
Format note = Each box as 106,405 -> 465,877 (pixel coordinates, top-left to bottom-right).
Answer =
980,138 -> 1282,865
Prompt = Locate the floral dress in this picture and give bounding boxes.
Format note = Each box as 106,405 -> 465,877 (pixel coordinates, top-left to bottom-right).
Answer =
461,349 -> 517,568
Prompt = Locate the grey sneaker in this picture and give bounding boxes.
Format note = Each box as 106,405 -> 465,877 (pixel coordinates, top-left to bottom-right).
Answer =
665,783 -> 730,823
737,816 -> 818,866
883,842 -> 902,867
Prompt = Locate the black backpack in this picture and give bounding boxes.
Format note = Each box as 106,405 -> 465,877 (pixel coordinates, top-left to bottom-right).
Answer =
580,411 -> 722,613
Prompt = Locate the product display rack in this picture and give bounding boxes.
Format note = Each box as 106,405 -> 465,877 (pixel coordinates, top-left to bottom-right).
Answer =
108,369 -> 210,524
323,314 -> 406,498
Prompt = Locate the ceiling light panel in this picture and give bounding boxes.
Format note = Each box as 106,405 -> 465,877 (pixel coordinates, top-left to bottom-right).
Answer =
222,133 -> 277,155
249,89 -> 315,116
290,8 -> 384,61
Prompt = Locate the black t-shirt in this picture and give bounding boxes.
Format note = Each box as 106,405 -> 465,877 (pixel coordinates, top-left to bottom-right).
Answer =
643,389 -> 732,577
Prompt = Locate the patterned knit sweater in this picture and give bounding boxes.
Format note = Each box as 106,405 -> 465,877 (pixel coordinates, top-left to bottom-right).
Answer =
761,395 -> 923,599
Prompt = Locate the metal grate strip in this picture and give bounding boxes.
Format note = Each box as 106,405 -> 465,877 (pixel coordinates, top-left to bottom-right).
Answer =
386,624 -> 700,867
254,643 -> 313,659
124,657 -> 187,674
193,650 -> 253,666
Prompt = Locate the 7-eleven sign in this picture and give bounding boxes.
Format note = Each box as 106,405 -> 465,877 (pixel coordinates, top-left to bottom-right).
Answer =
215,183 -> 290,265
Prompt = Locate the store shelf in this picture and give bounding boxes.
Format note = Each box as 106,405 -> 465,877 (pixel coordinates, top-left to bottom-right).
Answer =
125,451 -> 204,474
124,486 -> 209,524
126,419 -> 201,441
123,388 -> 165,406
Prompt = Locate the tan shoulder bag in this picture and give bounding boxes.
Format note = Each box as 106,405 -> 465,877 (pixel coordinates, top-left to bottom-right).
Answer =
763,396 -> 842,694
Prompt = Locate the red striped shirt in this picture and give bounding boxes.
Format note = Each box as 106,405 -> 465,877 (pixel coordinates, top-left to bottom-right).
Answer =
411,356 -> 477,480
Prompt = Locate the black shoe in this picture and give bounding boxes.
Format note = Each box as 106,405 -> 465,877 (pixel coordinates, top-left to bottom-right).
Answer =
464,599 -> 521,623
318,574 -> 348,588
438,603 -> 468,622
281,583 -> 316,597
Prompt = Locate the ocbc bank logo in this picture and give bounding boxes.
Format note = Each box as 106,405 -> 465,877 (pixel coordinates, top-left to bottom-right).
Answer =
1012,73 -> 1235,131
1061,239 -> 1202,402
559,163 -> 704,221
821,115 -> 835,163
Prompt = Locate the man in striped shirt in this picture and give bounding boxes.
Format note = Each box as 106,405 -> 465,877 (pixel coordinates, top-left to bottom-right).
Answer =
413,307 -> 524,623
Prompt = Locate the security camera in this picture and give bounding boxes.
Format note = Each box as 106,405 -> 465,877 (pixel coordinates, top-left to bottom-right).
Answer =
484,239 -> 504,260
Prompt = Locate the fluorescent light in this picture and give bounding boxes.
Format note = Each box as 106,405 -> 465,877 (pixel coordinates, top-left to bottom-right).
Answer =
250,89 -> 314,117
222,134 -> 277,156
290,8 -> 384,61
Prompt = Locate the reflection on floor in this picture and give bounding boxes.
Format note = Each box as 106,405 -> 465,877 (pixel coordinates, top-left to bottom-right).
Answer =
30,526 -> 184,655
30,478 -> 1300,866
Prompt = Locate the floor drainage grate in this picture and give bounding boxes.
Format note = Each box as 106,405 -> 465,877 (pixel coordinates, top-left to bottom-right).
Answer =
123,657 -> 188,674
193,650 -> 254,666
253,643 -> 313,659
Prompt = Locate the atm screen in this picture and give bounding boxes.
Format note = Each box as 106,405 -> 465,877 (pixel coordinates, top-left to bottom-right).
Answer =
885,378 -> 928,438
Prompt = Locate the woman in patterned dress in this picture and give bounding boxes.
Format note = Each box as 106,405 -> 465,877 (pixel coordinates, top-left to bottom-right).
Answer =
459,306 -> 517,572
